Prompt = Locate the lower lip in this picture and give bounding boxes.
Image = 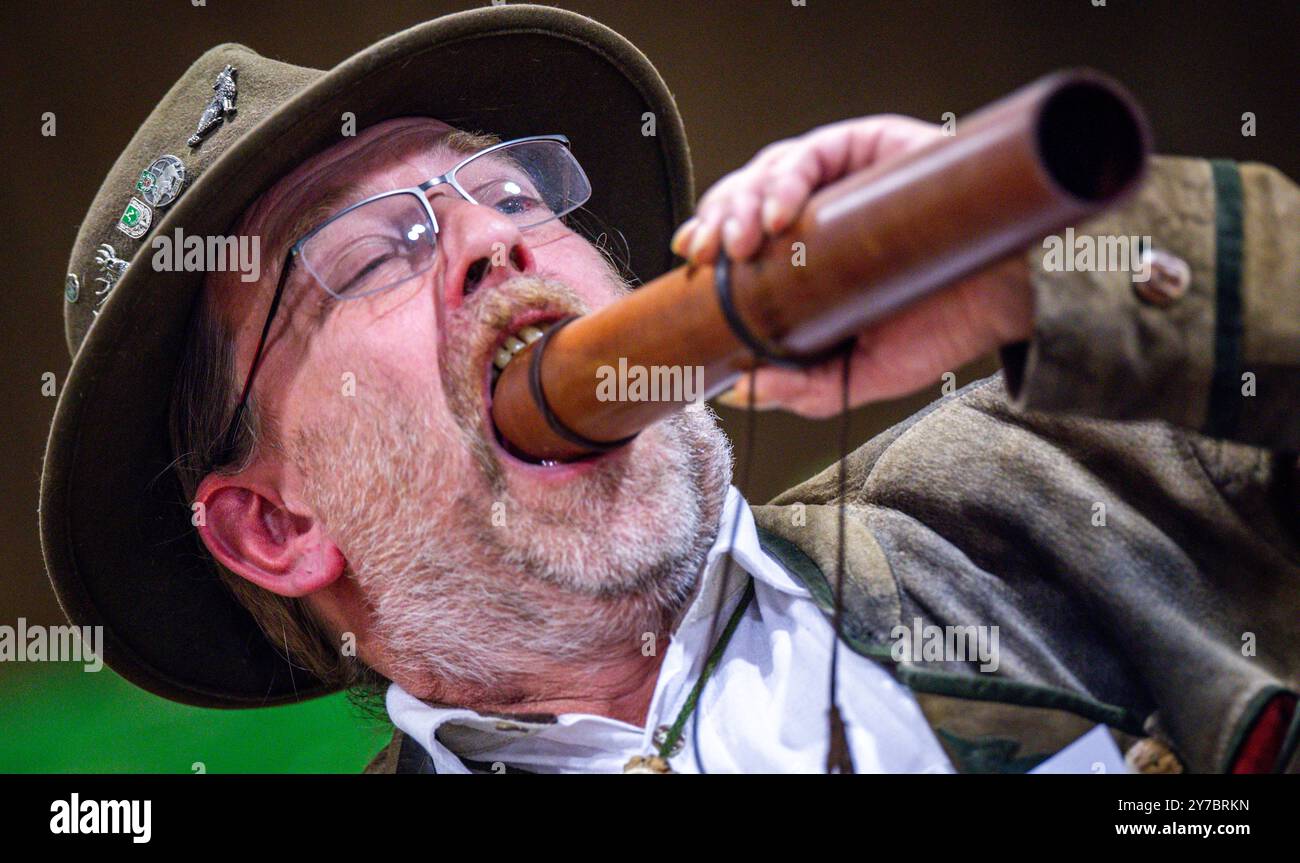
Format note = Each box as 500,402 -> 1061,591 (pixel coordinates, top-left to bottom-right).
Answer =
484,402 -> 621,482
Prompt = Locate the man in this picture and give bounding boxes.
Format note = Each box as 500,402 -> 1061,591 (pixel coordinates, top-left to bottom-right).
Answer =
41,6 -> 1298,774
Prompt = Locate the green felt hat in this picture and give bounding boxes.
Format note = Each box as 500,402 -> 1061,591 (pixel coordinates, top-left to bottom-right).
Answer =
40,4 -> 694,707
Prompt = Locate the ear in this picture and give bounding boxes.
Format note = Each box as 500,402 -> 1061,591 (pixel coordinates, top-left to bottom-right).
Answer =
194,472 -> 346,598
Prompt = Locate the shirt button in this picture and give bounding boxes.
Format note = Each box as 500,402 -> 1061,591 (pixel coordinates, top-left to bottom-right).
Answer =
1133,248 -> 1191,306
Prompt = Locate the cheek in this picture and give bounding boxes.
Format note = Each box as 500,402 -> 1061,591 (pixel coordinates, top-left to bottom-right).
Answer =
535,236 -> 627,310
282,290 -> 447,429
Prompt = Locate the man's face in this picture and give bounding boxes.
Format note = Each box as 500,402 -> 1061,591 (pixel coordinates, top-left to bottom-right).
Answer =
205,118 -> 730,704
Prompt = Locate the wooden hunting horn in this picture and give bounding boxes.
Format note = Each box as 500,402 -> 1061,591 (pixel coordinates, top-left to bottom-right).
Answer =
491,69 -> 1152,462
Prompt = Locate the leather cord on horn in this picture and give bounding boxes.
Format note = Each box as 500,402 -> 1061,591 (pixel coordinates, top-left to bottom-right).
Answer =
528,315 -> 640,453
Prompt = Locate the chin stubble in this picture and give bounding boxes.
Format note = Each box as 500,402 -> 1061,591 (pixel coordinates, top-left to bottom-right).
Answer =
290,334 -> 732,699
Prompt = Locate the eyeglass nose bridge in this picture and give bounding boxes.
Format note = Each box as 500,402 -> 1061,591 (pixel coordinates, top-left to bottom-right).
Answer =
413,173 -> 535,257
417,171 -> 476,208
412,188 -> 443,248
414,170 -> 519,252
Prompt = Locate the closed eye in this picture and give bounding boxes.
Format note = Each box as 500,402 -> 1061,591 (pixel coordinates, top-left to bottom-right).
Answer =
335,253 -> 397,295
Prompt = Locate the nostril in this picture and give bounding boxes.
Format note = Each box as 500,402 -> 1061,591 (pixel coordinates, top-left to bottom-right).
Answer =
463,258 -> 490,295
509,245 -> 526,272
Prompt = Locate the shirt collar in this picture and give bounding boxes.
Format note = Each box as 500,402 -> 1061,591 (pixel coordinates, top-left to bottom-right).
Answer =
386,486 -> 807,771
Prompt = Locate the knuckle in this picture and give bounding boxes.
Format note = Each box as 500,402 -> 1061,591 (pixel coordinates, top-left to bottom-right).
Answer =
756,139 -> 791,161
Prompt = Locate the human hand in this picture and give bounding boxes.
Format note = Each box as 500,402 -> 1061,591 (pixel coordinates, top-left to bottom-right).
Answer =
673,116 -> 1034,417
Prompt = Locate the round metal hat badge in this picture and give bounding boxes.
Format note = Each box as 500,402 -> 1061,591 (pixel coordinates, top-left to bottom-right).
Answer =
134,154 -> 187,209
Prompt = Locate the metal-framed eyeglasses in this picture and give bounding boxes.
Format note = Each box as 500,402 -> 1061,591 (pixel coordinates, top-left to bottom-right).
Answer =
209,133 -> 592,470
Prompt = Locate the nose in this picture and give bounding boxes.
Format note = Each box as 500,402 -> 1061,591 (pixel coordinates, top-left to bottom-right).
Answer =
430,195 -> 535,311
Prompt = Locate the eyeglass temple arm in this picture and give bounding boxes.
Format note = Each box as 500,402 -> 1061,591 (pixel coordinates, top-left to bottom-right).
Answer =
212,253 -> 295,465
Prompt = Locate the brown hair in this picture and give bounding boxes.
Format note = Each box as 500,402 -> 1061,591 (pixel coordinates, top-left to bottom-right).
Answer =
166,128 -> 509,710
168,285 -> 387,708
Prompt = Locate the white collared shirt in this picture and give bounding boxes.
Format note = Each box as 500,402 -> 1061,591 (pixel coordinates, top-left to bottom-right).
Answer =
387,487 -> 954,774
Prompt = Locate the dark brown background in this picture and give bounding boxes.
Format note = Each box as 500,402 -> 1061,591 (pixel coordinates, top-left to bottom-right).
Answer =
3,0 -> 1296,627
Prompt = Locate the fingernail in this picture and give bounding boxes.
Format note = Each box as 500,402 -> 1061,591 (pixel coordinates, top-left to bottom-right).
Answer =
714,384 -> 771,410
714,387 -> 745,408
761,198 -> 784,233
670,219 -> 696,255
722,218 -> 742,254
687,225 -> 711,261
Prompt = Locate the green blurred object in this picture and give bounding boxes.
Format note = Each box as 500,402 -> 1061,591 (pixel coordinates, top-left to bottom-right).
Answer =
0,660 -> 389,773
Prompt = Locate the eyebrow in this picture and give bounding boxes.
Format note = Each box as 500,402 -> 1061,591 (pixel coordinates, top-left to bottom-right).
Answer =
273,184 -> 370,263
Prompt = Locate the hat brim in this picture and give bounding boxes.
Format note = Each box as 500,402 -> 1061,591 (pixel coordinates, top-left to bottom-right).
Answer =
40,5 -> 694,707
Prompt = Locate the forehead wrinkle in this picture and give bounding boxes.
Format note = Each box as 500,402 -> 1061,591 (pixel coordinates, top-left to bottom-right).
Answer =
242,120 -> 465,263
263,186 -> 366,274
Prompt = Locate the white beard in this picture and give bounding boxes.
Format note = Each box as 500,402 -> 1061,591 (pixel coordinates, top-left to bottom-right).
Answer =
290,340 -> 731,702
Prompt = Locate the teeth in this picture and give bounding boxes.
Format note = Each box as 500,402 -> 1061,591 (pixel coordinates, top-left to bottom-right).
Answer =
492,323 -> 551,371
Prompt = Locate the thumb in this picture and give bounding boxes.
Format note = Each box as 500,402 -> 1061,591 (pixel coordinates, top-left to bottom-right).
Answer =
713,363 -> 846,417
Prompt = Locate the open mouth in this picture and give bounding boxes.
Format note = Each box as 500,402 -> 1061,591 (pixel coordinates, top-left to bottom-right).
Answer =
488,318 -> 550,391
482,309 -> 578,469
472,297 -> 638,483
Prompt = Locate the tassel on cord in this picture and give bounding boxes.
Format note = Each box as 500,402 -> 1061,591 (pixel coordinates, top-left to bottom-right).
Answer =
826,703 -> 856,773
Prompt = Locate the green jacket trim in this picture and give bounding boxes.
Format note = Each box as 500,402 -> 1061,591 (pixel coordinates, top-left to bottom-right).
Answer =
755,526 -> 895,661
1208,158 -> 1245,438
1276,696 -> 1300,774
1219,684 -> 1291,774
935,729 -> 1053,774
894,666 -> 1145,736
